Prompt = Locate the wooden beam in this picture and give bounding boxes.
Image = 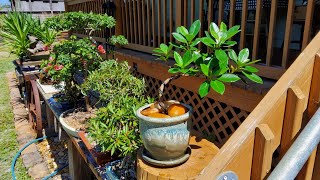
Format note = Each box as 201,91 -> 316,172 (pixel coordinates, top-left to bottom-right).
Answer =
229,0 -> 236,28
157,0 -> 161,46
115,0 -> 123,36
302,0 -> 315,50
169,0 -> 173,42
252,0 -> 262,60
251,124 -> 274,180
281,0 -> 295,68
266,0 -> 278,66
218,0 -> 224,25
152,0 -> 156,47
239,0 -> 248,50
175,0 -> 182,27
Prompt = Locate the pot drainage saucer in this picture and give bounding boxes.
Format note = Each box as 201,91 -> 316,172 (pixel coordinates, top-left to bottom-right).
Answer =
141,146 -> 191,167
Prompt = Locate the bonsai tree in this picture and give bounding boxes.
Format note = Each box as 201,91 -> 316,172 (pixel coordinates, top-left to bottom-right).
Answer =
81,60 -> 151,157
44,12 -> 126,41
41,36 -> 106,107
136,20 -> 264,164
151,20 -> 263,113
0,12 -> 33,61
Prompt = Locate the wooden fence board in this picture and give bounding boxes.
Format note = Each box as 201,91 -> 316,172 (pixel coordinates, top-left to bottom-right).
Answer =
251,124 -> 274,180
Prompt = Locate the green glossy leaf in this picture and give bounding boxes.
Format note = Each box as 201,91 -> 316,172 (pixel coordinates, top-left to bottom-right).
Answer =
182,50 -> 192,68
222,41 -> 237,47
209,22 -> 219,39
189,19 -> 201,36
160,44 -> 168,54
243,66 -> 258,73
185,34 -> 194,42
215,49 -> 228,68
218,74 -> 241,82
228,50 -> 237,62
179,68 -> 189,74
238,48 -> 250,63
178,26 -> 189,36
210,80 -> 225,95
218,31 -> 228,41
226,25 -> 240,39
172,32 -> 187,43
242,72 -> 263,84
213,66 -> 229,76
201,37 -> 215,47
168,68 -> 180,74
189,20 -> 201,36
200,64 -> 209,76
174,51 -> 183,67
190,38 -> 201,47
199,81 -> 210,98
220,22 -> 227,32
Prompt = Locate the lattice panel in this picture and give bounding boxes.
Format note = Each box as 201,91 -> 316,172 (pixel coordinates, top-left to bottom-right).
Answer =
132,71 -> 249,147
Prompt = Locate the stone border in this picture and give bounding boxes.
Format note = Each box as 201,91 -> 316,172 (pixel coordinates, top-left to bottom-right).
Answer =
7,72 -> 50,179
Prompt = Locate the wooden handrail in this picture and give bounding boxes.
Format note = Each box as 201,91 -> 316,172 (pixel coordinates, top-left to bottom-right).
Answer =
197,32 -> 320,179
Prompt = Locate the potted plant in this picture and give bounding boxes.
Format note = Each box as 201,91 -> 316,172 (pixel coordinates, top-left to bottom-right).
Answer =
41,12 -> 128,137
0,12 -> 32,64
27,17 -> 60,60
46,36 -> 107,137
136,20 -> 263,165
78,60 -> 151,174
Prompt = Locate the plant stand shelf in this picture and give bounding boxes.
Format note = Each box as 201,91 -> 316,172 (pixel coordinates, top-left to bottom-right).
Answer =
35,81 -> 119,180
137,134 -> 220,180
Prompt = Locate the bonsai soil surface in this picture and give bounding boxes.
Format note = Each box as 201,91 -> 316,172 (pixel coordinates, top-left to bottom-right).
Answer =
64,108 -> 96,131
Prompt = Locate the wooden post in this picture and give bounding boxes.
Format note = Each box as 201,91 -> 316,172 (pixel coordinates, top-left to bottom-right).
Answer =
175,0 -> 182,27
279,86 -> 306,158
68,139 -> 93,180
46,105 -> 54,128
302,0 -> 315,50
251,124 -> 274,179
115,0 -> 123,36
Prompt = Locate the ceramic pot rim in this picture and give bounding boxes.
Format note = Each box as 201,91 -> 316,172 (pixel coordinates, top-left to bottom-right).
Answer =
59,109 -> 79,134
136,101 -> 193,124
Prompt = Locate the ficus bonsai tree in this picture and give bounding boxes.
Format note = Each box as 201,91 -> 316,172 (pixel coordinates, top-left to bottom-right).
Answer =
151,20 -> 263,114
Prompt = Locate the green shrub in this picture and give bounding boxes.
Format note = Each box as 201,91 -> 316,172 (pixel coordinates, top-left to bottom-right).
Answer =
0,12 -> 32,59
41,36 -> 105,104
83,60 -> 151,157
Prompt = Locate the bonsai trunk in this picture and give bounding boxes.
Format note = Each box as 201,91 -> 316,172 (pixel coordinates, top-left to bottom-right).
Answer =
84,63 -> 92,112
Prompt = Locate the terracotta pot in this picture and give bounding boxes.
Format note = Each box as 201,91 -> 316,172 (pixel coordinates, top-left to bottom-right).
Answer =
136,101 -> 193,161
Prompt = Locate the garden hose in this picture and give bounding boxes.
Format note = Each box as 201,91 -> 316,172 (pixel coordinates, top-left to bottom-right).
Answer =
11,135 -> 68,180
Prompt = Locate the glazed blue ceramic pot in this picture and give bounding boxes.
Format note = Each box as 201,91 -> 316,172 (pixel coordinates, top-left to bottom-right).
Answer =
136,101 -> 193,161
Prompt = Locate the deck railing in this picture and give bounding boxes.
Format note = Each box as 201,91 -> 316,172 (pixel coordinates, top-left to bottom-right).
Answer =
65,0 -> 318,80
198,32 -> 320,179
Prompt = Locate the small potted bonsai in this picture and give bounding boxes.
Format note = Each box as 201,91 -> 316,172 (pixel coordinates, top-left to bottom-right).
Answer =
78,60 -> 151,174
136,20 -> 263,166
46,36 -> 107,137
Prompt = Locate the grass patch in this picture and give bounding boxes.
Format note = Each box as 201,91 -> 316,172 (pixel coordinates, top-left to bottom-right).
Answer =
0,50 -> 31,179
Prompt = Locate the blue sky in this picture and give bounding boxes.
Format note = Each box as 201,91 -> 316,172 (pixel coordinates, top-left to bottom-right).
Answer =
0,0 -> 10,5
